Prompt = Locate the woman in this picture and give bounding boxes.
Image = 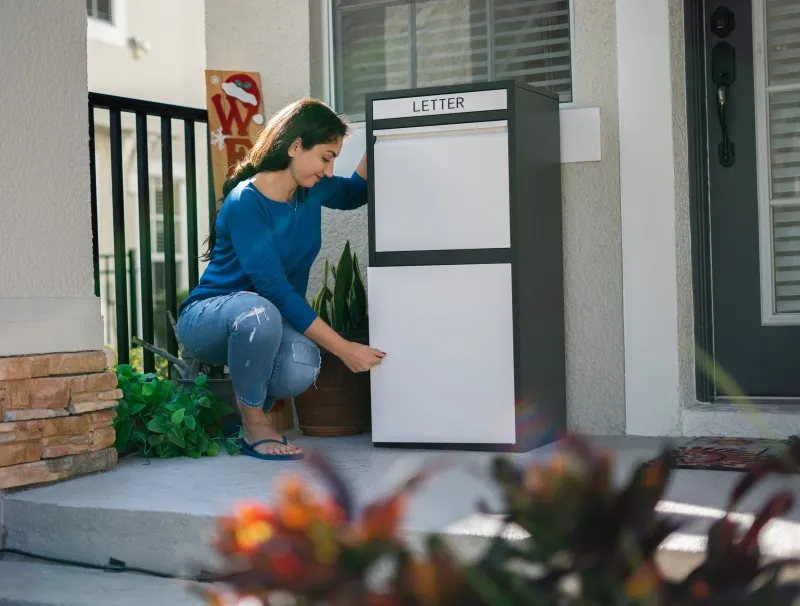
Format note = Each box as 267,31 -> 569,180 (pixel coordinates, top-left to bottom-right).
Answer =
177,98 -> 385,461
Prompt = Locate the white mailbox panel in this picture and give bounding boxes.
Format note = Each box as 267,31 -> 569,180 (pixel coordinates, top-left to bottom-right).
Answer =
367,263 -> 517,444
373,121 -> 511,252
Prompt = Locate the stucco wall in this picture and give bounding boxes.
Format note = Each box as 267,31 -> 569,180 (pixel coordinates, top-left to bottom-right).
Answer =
88,0 -> 207,107
559,0 -> 625,434
0,0 -> 94,298
670,0 -> 698,413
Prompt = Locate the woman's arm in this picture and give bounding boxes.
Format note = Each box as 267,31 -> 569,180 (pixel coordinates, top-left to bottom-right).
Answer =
319,151 -> 369,211
227,192 -> 383,372
304,317 -> 385,373
355,151 -> 367,180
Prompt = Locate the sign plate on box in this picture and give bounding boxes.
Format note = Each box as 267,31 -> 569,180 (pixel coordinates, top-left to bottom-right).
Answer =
372,89 -> 508,120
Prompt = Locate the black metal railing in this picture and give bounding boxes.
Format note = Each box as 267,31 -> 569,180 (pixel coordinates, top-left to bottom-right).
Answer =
98,251 -> 138,353
89,93 -> 213,371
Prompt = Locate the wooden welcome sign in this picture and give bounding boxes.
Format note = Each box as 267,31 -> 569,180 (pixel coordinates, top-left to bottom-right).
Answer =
204,70 -> 266,205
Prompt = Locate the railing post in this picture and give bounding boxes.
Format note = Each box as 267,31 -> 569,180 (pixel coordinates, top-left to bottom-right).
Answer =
110,108 -> 130,365
161,117 -> 178,358
89,101 -> 100,298
185,120 -> 200,290
207,133 -> 217,235
136,112 -> 156,373
128,249 -> 138,341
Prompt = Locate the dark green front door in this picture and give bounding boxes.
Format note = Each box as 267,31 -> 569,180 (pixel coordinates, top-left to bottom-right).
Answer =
691,0 -> 800,400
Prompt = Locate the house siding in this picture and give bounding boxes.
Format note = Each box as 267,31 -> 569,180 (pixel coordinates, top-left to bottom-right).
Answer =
0,0 -> 94,298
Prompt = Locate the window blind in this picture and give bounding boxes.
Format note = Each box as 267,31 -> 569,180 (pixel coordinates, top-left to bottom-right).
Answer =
333,0 -> 572,118
766,0 -> 800,314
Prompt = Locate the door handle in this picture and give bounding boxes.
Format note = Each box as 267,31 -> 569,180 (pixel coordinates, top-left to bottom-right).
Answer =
711,41 -> 736,167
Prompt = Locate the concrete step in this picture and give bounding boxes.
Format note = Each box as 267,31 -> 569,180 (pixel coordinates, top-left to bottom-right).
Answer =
0,560 -> 204,606
2,434 -> 800,584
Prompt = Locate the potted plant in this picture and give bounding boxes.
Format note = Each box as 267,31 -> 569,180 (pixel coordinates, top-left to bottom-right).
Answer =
294,240 -> 371,436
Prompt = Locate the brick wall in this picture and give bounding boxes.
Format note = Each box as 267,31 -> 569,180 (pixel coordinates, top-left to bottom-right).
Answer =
0,351 -> 119,489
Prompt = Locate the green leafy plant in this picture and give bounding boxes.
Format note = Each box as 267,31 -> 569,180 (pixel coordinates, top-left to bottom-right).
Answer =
310,240 -> 368,334
113,364 -> 241,459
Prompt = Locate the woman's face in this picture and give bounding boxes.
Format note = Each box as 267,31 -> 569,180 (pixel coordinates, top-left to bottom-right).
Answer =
289,137 -> 343,188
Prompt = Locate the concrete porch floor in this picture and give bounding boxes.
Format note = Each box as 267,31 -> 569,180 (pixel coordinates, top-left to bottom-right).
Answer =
3,434 -> 800,604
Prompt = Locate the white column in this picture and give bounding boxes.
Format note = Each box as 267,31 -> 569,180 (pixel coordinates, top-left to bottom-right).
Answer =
616,0 -> 682,435
0,0 -> 103,356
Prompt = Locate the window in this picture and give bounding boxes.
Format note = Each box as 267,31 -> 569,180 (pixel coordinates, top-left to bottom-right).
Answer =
87,0 -> 113,24
87,0 -> 126,46
332,0 -> 573,119
755,0 -> 800,324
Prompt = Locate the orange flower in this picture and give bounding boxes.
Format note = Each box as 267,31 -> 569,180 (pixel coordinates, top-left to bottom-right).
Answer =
643,463 -> 664,488
623,561 -> 662,600
549,453 -> 567,474
275,476 -> 345,530
524,466 -> 552,497
216,500 -> 277,555
235,519 -> 274,554
410,560 -> 440,605
357,495 -> 405,542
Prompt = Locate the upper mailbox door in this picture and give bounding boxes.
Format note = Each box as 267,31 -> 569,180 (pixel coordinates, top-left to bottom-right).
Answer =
372,120 -> 511,252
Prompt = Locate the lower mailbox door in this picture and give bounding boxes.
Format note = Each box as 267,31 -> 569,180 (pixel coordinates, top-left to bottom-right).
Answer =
372,121 -> 511,253
367,263 -> 516,444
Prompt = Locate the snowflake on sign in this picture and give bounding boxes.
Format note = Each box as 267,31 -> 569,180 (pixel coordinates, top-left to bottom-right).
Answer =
210,127 -> 228,151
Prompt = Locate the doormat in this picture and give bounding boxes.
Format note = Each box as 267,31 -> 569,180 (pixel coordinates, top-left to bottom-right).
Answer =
653,436 -> 795,472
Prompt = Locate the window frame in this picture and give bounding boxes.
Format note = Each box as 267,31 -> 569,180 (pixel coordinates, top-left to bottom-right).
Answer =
322,0 -> 578,119
87,0 -> 127,47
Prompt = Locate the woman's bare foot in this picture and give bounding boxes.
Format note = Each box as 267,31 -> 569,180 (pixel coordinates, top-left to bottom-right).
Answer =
240,405 -> 302,457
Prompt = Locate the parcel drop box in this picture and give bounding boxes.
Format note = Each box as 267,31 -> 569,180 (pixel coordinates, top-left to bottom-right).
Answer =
365,80 -> 566,452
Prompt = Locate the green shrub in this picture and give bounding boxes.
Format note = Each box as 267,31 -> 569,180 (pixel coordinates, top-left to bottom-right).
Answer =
113,365 -> 241,459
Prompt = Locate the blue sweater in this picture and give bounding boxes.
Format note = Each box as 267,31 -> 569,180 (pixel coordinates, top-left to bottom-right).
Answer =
179,171 -> 368,332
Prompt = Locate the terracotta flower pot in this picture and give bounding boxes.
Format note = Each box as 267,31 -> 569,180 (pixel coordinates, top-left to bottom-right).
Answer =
293,331 -> 371,437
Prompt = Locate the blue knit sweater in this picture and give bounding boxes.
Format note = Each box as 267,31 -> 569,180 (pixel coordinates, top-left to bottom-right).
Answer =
179,171 -> 368,332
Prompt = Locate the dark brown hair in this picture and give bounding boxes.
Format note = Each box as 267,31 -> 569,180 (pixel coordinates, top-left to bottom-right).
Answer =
201,98 -> 349,261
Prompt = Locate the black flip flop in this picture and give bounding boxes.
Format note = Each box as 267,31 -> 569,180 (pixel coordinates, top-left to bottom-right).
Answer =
238,435 -> 303,460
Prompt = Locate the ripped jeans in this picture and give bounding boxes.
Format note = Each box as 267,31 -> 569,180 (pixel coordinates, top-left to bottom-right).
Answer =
176,292 -> 321,410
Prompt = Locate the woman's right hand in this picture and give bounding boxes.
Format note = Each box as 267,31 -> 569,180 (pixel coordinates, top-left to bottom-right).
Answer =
339,341 -> 386,373
303,317 -> 386,372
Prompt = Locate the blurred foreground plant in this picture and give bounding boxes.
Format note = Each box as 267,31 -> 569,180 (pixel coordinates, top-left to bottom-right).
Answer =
194,435 -> 800,605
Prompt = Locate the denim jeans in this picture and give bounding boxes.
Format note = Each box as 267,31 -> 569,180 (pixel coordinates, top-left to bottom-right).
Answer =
176,292 -> 321,410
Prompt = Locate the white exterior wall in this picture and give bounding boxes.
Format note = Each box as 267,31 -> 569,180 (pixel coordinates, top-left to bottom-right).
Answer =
0,0 -> 103,356
88,0 -> 207,107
